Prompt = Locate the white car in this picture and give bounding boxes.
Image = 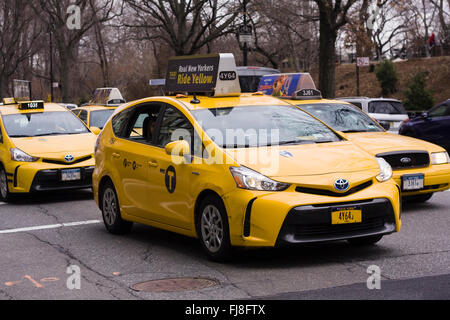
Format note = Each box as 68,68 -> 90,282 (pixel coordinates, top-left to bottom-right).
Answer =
338,97 -> 409,133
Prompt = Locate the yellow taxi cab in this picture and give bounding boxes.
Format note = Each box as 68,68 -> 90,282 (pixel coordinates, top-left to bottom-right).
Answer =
263,73 -> 450,203
0,82 -> 97,201
72,88 -> 125,132
93,54 -> 401,261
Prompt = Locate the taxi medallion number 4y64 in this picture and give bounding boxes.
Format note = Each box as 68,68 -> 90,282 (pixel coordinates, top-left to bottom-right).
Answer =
61,169 -> 81,182
332,207 -> 362,225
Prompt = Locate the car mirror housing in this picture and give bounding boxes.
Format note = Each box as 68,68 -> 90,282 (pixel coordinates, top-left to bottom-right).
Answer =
90,126 -> 101,135
165,140 -> 190,157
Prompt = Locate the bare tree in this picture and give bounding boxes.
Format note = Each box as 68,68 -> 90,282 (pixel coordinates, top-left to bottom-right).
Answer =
34,0 -> 122,101
0,0 -> 43,97
123,0 -> 240,55
313,0 -> 359,98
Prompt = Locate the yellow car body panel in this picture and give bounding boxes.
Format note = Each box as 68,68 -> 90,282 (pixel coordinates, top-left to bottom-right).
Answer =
292,99 -> 450,196
93,94 -> 402,248
0,103 -> 96,194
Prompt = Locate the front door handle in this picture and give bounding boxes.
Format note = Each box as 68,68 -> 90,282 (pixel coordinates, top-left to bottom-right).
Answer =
112,153 -> 121,159
148,160 -> 158,168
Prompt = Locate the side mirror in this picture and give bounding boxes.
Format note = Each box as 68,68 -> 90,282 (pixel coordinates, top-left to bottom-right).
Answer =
420,112 -> 429,118
90,126 -> 101,135
165,140 -> 190,157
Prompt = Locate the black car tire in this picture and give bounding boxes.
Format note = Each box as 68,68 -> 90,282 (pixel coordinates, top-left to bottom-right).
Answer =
101,181 -> 133,234
196,195 -> 232,262
404,193 -> 433,203
0,165 -> 13,202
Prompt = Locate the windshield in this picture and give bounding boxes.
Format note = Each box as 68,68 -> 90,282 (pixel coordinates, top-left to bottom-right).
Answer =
3,111 -> 90,137
191,105 -> 340,148
89,109 -> 114,129
300,103 -> 383,133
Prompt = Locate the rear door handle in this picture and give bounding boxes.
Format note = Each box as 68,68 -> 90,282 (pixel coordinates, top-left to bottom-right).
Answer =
112,153 -> 121,159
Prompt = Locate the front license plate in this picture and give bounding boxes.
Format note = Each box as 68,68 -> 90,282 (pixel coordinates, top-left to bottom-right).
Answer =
402,174 -> 424,191
332,207 -> 362,225
61,169 -> 81,181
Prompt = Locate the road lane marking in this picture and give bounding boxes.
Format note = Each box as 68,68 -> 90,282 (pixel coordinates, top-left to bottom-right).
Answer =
0,220 -> 101,234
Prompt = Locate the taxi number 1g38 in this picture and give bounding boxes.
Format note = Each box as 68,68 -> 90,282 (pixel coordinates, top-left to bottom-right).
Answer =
331,207 -> 362,225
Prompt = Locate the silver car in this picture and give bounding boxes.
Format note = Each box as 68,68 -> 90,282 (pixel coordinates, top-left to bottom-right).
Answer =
338,97 -> 409,133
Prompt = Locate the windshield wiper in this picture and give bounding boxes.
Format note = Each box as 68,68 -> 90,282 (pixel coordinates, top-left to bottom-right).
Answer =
342,130 -> 369,133
277,140 -> 315,146
9,135 -> 31,138
32,132 -> 71,137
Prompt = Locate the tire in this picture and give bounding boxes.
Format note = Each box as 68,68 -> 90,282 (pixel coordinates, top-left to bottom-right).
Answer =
196,195 -> 232,262
100,181 -> 133,234
347,235 -> 383,246
0,165 -> 12,202
404,193 -> 433,203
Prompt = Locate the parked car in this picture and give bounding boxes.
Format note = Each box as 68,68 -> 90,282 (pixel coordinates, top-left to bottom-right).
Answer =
237,66 -> 280,93
399,99 -> 450,153
338,97 -> 409,133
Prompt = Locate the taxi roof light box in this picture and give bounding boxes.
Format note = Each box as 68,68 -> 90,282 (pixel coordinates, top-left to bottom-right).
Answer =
165,53 -> 241,97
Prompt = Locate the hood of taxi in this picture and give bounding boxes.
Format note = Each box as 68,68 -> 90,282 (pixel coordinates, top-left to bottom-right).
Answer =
10,133 -> 96,158
225,141 -> 380,183
346,132 -> 444,154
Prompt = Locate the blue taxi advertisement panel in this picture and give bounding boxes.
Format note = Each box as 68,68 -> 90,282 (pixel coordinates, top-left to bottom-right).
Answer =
258,73 -> 317,97
165,54 -> 220,93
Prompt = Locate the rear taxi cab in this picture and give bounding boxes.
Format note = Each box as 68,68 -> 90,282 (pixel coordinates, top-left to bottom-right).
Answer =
72,88 -> 125,132
0,82 -> 97,201
264,73 -> 450,203
93,54 -> 401,261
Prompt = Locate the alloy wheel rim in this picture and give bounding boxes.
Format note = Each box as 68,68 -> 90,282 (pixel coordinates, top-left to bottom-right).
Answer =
103,188 -> 117,226
201,205 -> 224,253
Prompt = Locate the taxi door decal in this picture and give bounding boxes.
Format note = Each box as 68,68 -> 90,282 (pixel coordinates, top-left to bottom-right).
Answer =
165,166 -> 176,193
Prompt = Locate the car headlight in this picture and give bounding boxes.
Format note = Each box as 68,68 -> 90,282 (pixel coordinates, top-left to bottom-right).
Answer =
376,157 -> 393,182
229,166 -> 290,191
431,152 -> 449,165
10,148 -> 39,162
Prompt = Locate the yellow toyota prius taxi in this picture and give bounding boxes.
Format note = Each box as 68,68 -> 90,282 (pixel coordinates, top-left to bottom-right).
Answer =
262,73 -> 450,203
0,96 -> 97,202
93,54 -> 401,261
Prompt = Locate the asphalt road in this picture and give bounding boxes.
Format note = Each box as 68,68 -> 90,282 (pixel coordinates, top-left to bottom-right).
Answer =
0,189 -> 449,300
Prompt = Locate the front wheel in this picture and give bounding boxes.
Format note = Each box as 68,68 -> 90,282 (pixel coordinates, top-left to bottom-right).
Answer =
0,166 -> 12,202
347,235 -> 383,246
101,181 -> 133,234
197,195 -> 232,262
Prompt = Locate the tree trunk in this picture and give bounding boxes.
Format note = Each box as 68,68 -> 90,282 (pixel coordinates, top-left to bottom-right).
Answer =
318,15 -> 337,98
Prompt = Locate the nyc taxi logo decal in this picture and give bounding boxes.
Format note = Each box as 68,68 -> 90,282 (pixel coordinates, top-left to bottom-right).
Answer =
165,166 -> 176,193
123,159 -> 142,171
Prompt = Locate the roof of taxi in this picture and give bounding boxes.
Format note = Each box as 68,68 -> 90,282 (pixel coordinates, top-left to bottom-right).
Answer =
76,105 -> 116,111
0,102 -> 68,115
167,93 -> 295,110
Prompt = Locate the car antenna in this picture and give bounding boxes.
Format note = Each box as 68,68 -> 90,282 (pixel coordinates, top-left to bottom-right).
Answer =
190,93 -> 200,104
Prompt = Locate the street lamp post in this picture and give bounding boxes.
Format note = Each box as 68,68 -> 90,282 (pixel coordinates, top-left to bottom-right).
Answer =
243,0 -> 248,66
49,29 -> 54,102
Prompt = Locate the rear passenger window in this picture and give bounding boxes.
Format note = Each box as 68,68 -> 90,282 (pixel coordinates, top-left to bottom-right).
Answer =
368,101 -> 406,115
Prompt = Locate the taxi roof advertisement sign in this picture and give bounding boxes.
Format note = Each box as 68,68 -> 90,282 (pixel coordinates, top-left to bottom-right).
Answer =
258,73 -> 317,97
165,54 -> 220,93
13,79 -> 32,102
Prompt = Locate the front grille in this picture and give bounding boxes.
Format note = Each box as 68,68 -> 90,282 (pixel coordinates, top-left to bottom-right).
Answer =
42,155 -> 92,165
30,167 -> 94,191
376,150 -> 429,170
295,180 -> 373,197
294,217 -> 385,237
276,198 -> 397,245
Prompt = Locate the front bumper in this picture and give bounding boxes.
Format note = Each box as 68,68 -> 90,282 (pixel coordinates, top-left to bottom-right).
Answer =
222,180 -> 401,247
5,160 -> 95,193
392,163 -> 450,196
276,198 -> 395,245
